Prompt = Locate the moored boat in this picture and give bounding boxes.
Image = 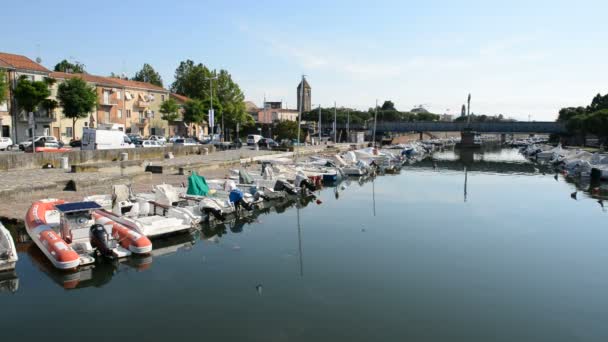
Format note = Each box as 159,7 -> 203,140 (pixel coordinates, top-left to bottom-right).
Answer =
25,199 -> 151,270
0,222 -> 18,272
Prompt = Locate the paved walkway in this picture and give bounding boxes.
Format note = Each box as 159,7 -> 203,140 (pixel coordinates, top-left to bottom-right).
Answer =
0,144 -> 352,220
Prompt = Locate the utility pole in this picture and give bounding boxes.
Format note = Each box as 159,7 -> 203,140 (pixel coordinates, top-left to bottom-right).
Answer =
333,101 -> 337,143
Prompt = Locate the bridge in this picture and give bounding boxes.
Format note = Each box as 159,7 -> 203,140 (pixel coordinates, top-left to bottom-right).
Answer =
334,121 -> 566,134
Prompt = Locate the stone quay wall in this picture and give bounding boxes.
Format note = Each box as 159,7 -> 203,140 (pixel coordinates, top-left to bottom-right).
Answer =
0,145 -> 216,171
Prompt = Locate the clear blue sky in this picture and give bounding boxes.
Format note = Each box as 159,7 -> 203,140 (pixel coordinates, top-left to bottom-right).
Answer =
2,0 -> 607,120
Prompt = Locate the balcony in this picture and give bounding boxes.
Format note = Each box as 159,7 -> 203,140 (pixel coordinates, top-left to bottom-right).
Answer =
18,111 -> 55,123
100,98 -> 118,106
136,100 -> 150,108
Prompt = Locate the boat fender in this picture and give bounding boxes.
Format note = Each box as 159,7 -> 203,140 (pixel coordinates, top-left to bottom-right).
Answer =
316,199 -> 322,205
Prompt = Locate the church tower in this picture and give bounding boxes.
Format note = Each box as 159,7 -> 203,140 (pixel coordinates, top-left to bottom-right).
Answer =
297,77 -> 311,112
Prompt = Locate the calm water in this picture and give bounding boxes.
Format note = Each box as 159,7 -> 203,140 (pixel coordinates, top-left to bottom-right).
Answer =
2,148 -> 608,341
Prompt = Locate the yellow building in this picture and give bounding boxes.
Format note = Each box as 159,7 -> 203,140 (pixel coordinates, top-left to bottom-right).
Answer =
109,78 -> 169,136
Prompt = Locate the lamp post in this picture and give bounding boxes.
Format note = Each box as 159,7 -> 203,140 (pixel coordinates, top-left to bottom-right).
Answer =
205,76 -> 218,139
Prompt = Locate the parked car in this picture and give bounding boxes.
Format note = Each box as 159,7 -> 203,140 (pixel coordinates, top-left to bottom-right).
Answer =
127,134 -> 143,146
0,137 -> 13,151
257,138 -> 279,149
173,138 -> 198,146
69,139 -> 82,148
168,135 -> 183,143
148,135 -> 167,145
140,140 -> 162,148
19,136 -> 59,150
247,134 -> 263,146
25,141 -> 70,153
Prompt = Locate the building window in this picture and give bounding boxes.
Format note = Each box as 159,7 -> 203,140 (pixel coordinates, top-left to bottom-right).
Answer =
126,109 -> 131,118
104,110 -> 110,123
161,94 -> 165,102
117,109 -> 122,118
116,91 -> 121,100
66,127 -> 73,138
103,90 -> 110,104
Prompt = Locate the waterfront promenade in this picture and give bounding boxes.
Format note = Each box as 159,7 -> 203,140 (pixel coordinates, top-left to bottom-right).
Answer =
0,144 -> 356,220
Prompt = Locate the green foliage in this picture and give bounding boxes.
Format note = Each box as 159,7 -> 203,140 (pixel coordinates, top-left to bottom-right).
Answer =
274,120 -> 299,140
453,114 -> 510,123
558,107 -> 586,122
302,106 -> 440,126
57,77 -> 97,133
41,99 -> 58,116
381,100 -> 396,111
183,99 -> 207,125
160,98 -> 180,122
560,93 -> 608,138
54,59 -> 86,73
170,60 -> 253,131
133,63 -> 163,87
588,93 -> 608,113
170,60 -> 212,99
0,71 -> 7,105
14,76 -> 51,113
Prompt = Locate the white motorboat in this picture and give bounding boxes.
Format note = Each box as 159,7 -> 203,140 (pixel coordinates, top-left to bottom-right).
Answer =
0,222 -> 18,272
87,185 -> 197,238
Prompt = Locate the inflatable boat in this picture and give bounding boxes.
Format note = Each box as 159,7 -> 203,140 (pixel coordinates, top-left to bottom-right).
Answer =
25,199 -> 152,270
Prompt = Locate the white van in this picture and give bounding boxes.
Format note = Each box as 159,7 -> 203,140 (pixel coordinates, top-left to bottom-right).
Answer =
247,134 -> 263,146
81,128 -> 134,150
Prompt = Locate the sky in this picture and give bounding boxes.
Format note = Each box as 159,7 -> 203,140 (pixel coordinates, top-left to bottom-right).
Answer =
2,0 -> 608,121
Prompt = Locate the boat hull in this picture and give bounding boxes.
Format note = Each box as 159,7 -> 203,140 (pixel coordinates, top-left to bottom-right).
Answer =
25,199 -> 82,270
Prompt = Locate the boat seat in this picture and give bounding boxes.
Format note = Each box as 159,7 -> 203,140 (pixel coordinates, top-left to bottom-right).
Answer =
148,201 -> 170,216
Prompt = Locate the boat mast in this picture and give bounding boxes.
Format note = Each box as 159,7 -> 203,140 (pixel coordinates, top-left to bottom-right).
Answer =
373,99 -> 378,148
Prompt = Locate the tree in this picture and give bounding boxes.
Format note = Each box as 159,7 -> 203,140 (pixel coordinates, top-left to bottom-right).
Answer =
170,60 -> 253,136
133,63 -> 163,87
160,98 -> 180,122
381,100 -> 396,111
588,93 -> 608,113
170,60 -> 211,99
54,59 -> 86,73
41,99 -> 58,118
558,107 -> 586,122
274,120 -> 299,140
183,99 -> 207,126
56,77 -> 97,139
0,71 -> 7,105
13,76 -> 51,114
214,69 -> 254,136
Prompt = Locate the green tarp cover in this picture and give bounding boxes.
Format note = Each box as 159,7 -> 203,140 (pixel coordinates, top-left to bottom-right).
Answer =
187,171 -> 209,196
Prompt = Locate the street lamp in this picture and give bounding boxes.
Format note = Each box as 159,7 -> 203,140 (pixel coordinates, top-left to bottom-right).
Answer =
205,76 -> 218,139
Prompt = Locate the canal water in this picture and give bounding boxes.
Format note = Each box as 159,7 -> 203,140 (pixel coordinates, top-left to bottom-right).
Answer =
2,148 -> 608,341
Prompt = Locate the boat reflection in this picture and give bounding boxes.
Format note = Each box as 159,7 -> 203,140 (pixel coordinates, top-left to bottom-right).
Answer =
0,270 -> 18,294
149,230 -> 199,258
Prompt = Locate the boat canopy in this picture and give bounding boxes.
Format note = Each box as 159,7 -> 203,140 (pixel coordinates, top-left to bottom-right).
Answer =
187,172 -> 210,196
55,202 -> 102,213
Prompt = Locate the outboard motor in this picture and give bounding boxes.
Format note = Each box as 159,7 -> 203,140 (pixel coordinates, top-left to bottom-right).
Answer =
274,179 -> 298,196
90,224 -> 116,259
229,188 -> 253,212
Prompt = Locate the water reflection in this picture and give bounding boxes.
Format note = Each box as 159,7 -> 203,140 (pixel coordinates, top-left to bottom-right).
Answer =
27,243 -> 150,290
0,270 -> 18,293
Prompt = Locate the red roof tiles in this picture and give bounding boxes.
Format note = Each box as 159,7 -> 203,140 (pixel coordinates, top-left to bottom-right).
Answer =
0,52 -> 50,73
